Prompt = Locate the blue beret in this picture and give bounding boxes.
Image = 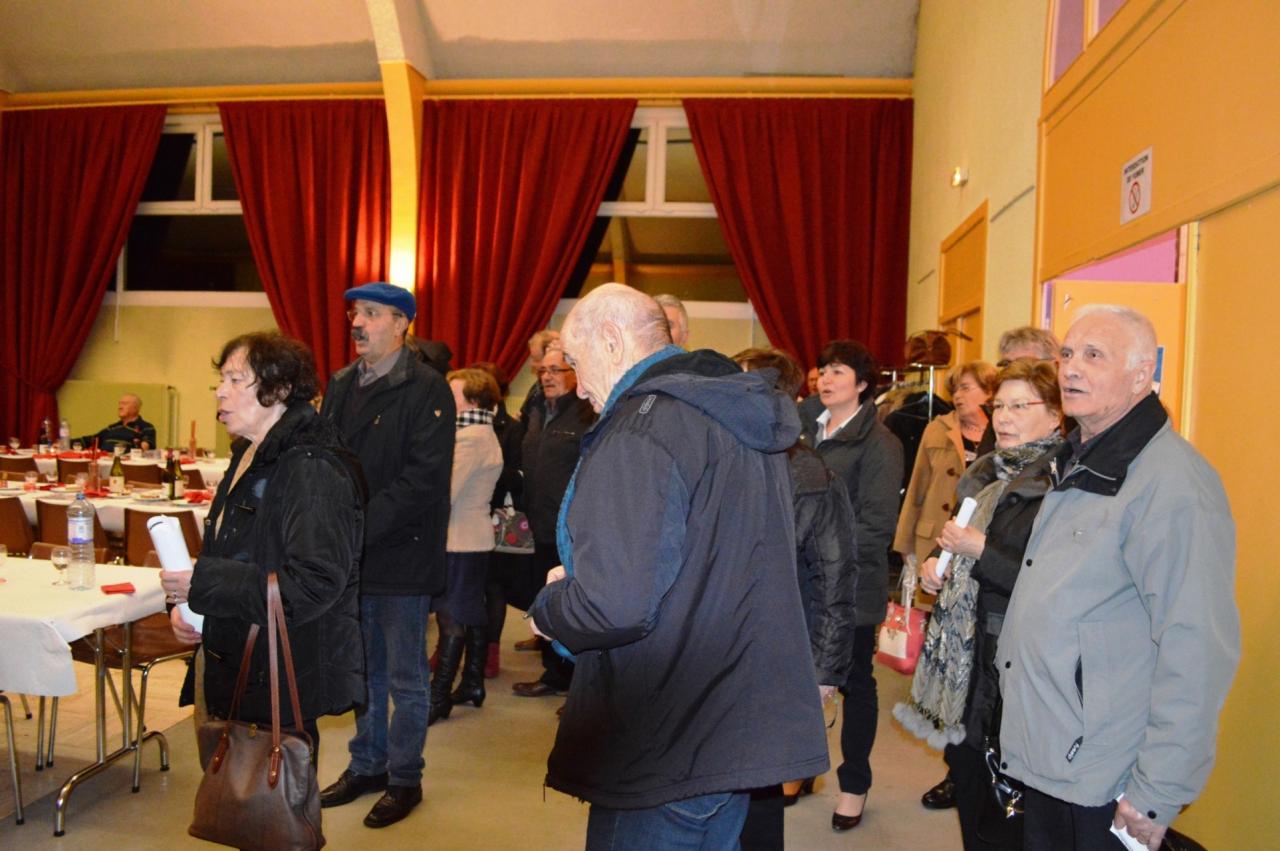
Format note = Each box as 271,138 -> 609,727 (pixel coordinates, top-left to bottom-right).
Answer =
344,282 -> 416,322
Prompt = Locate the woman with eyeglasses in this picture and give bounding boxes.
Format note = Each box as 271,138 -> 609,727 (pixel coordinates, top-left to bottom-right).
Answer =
896,358 -> 1064,850
509,345 -> 597,700
894,361 -> 997,572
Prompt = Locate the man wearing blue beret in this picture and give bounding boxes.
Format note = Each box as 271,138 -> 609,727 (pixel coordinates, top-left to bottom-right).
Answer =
318,282 -> 456,829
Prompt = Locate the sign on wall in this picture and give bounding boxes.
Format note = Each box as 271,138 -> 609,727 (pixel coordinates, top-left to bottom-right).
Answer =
1121,147 -> 1153,224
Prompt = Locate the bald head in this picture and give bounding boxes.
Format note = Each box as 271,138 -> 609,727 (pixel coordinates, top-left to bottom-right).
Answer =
560,283 -> 673,412
118,394 -> 141,423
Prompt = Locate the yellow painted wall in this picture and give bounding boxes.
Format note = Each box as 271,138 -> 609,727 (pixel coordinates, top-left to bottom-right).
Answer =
1037,0 -> 1280,280
66,302 -> 278,449
1174,185 -> 1280,847
907,0 -> 1045,358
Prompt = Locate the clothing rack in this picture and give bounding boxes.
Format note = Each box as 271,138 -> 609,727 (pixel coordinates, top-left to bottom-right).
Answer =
878,363 -> 944,420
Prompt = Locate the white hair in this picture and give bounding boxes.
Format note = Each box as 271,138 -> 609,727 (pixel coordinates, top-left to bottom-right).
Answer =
565,283 -> 671,354
1075,304 -> 1158,369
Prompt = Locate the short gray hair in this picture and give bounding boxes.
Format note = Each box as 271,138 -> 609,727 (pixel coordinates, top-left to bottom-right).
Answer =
653,294 -> 688,324
566,283 -> 671,355
997,326 -> 1059,360
1074,304 -> 1158,369
527,329 -> 561,358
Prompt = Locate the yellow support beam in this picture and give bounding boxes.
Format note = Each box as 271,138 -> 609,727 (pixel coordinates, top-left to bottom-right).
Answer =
379,62 -> 426,294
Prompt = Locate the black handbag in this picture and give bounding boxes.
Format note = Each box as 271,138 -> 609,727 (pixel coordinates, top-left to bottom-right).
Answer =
974,697 -> 1024,849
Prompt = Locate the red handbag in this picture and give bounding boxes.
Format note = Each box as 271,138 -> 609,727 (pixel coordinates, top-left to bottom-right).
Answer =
876,570 -> 926,675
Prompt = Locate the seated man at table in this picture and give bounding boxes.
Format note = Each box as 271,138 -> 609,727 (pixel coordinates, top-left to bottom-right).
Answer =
80,394 -> 156,451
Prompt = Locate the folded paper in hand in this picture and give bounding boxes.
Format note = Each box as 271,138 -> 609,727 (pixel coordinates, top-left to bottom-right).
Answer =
147,514 -> 203,631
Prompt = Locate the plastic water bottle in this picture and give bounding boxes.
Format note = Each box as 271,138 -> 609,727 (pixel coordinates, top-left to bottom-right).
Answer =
58,418 -> 71,450
67,493 -> 96,590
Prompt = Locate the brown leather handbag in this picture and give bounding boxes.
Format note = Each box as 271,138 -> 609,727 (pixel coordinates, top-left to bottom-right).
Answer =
188,573 -> 325,850
904,330 -> 953,366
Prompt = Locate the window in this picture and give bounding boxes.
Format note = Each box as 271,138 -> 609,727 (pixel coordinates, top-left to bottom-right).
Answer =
117,116 -> 262,293
568,107 -> 744,302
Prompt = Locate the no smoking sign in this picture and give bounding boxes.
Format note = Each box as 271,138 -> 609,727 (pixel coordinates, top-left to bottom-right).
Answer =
1121,147 -> 1152,224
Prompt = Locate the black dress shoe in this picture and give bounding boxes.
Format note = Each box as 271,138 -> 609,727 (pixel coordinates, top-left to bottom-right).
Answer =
831,812 -> 863,831
319,770 -> 388,808
921,777 -> 956,810
512,680 -> 566,697
363,785 -> 423,829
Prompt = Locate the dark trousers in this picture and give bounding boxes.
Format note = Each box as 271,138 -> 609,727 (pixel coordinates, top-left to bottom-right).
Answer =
836,624 -> 878,794
945,742 -> 1012,851
738,785 -> 785,851
1023,786 -> 1127,851
533,541 -> 574,690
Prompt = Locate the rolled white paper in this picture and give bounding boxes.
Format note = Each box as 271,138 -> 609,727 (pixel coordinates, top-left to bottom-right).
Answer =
147,514 -> 203,631
936,496 -> 979,578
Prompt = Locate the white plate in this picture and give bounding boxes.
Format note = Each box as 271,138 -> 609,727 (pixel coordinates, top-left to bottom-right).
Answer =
133,496 -> 171,504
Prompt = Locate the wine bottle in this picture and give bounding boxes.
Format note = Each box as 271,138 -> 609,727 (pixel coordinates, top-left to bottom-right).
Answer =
109,451 -> 125,495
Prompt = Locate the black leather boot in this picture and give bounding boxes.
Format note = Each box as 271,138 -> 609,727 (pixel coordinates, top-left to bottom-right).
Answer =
450,627 -> 487,708
427,634 -> 464,726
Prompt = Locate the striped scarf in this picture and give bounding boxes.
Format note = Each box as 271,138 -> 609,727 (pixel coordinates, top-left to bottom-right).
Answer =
456,408 -> 494,430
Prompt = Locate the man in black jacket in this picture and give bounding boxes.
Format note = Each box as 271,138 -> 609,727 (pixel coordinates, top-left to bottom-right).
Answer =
317,282 -> 456,829
529,284 -> 829,849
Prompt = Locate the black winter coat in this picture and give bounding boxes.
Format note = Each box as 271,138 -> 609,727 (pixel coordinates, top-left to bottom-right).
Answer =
531,349 -> 830,809
956,449 -> 1053,752
789,445 -> 859,686
189,404 -> 365,726
800,403 -> 904,625
518,392 -> 595,543
321,347 -> 455,596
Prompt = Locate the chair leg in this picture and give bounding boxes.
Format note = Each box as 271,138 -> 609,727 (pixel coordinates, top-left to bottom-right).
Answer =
18,695 -> 31,720
35,697 -> 45,771
1,696 -> 24,825
132,663 -> 151,792
46,696 -> 59,768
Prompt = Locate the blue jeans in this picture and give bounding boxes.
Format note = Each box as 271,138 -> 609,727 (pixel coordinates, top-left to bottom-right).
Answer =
586,792 -> 749,851
347,595 -> 431,786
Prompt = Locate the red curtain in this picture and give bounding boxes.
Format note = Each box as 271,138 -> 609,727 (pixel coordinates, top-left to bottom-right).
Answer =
416,99 -> 636,378
684,98 -> 913,369
0,106 -> 165,443
219,100 -> 390,383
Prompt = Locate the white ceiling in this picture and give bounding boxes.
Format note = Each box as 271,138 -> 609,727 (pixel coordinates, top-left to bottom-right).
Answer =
0,0 -> 918,93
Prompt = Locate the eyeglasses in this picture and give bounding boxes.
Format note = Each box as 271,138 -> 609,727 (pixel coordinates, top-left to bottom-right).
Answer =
346,306 -> 404,322
991,400 -> 1047,414
536,366 -> 575,377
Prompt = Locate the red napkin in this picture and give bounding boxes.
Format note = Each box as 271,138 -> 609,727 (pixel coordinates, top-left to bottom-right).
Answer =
37,483 -> 60,491
185,491 -> 211,504
83,488 -> 111,498
180,456 -> 195,465
57,451 -> 88,459
101,582 -> 136,595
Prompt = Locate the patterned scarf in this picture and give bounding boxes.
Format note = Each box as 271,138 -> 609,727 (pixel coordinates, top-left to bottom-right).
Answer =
456,408 -> 493,430
893,431 -> 1063,749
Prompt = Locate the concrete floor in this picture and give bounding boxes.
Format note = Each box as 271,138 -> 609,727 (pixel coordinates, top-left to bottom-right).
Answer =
0,626 -> 965,850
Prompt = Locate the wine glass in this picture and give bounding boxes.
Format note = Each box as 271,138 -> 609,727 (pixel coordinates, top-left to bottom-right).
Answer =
51,545 -> 71,586
23,471 -> 38,492
71,441 -> 83,452
7,436 -> 19,452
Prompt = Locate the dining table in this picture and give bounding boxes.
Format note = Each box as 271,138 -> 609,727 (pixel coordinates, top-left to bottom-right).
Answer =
0,557 -> 168,835
13,449 -> 230,489
3,487 -> 212,538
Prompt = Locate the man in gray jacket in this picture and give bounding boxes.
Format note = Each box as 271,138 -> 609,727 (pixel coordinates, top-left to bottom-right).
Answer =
996,305 -> 1239,850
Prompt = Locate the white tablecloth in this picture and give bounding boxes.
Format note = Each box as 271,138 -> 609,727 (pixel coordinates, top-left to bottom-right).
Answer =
4,489 -> 211,537
27,454 -> 230,488
0,560 -> 165,695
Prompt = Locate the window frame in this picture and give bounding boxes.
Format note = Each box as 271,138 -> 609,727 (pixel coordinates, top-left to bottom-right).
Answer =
597,106 -> 717,220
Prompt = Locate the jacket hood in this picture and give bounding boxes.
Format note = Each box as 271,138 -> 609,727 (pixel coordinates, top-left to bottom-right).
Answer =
629,349 -> 800,452
257,402 -> 347,464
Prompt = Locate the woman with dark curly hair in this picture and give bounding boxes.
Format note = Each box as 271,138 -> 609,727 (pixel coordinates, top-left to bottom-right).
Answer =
162,331 -> 366,761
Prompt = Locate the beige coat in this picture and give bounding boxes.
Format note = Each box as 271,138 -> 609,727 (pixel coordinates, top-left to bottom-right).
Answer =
893,411 -> 966,566
446,423 -> 504,553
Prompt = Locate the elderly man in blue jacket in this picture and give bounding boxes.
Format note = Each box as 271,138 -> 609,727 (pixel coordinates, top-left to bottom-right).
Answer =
528,283 -> 829,850
996,305 -> 1240,851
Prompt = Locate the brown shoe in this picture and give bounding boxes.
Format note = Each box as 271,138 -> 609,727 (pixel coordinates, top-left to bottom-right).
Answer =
514,636 -> 543,652
512,680 -> 566,697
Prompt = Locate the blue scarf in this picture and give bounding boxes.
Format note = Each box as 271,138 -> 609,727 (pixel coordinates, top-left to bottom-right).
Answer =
550,344 -> 684,661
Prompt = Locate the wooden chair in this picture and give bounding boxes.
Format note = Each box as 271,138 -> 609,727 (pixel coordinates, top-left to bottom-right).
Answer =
55,458 -> 89,483
0,692 -> 23,825
34,499 -> 109,548
30,541 -> 110,564
62,545 -> 194,791
123,508 -> 200,567
0,456 -> 37,476
183,468 -> 207,491
120,463 -> 164,486
0,497 -> 35,556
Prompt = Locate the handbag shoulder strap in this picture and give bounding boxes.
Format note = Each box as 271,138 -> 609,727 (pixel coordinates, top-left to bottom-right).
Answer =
226,623 -> 259,721
265,572 -> 307,742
